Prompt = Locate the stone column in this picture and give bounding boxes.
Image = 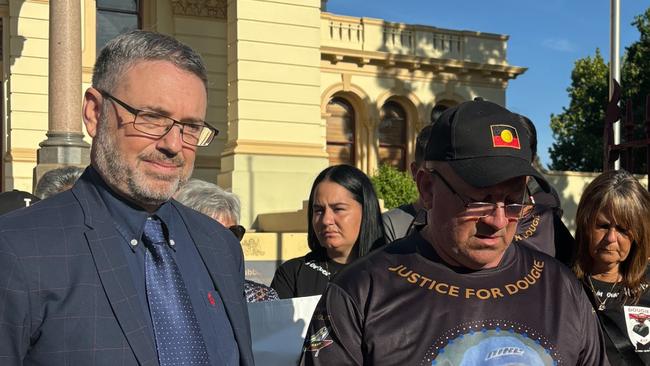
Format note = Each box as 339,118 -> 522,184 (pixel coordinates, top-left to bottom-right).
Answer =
34,0 -> 90,186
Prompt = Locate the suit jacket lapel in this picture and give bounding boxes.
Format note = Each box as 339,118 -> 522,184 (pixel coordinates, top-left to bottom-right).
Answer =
73,174 -> 160,366
175,204 -> 253,365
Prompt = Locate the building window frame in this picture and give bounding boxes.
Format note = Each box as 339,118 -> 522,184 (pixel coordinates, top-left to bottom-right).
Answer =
378,100 -> 408,171
96,0 -> 142,55
325,96 -> 356,167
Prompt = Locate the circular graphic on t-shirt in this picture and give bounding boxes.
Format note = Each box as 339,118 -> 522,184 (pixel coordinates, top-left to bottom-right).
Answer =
420,320 -> 560,366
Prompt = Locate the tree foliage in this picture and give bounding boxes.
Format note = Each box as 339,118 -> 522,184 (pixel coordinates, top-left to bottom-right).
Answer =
622,8 -> 650,133
370,164 -> 418,210
549,50 -> 608,171
549,7 -> 650,172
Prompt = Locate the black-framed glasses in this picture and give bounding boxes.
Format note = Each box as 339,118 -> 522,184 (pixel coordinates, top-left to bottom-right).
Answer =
99,90 -> 218,147
430,170 -> 534,220
228,225 -> 246,241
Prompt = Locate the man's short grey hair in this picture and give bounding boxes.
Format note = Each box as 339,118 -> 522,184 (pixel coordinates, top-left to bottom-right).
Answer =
35,166 -> 85,199
92,30 -> 208,94
174,179 -> 241,223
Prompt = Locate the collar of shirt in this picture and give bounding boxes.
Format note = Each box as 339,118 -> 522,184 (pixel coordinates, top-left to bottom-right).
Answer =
87,167 -> 177,251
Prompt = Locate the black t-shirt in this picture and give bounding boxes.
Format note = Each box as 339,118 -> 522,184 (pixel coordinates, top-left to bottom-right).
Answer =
270,251 -> 346,299
300,233 -> 609,365
584,275 -> 650,365
514,203 -> 576,267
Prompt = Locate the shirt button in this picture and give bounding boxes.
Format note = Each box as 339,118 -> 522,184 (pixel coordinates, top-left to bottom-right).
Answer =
169,239 -> 176,247
130,239 -> 138,246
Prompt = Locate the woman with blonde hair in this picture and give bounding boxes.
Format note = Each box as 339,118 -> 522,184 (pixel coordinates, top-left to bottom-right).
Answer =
573,169 -> 650,364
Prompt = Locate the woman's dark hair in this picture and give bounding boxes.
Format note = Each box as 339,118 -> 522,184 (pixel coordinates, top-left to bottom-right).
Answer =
573,169 -> 650,304
307,164 -> 385,258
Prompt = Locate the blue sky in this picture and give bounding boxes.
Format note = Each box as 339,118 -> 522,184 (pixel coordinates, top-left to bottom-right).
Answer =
327,0 -> 649,169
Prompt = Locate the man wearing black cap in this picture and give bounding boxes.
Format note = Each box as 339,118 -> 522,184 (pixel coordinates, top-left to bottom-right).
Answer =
299,99 -> 609,365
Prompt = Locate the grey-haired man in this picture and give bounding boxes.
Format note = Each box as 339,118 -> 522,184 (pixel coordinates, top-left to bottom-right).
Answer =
300,99 -> 609,365
0,31 -> 253,366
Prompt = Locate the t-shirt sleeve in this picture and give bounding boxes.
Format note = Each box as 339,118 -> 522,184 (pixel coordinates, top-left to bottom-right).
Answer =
270,261 -> 297,299
299,284 -> 363,366
576,282 -> 611,366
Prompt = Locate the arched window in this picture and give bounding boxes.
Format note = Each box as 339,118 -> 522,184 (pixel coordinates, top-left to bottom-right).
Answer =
379,101 -> 407,171
96,0 -> 141,55
326,97 -> 355,166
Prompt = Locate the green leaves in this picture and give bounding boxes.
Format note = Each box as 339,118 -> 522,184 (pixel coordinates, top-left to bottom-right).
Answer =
549,6 -> 650,172
549,50 -> 608,172
370,165 -> 418,210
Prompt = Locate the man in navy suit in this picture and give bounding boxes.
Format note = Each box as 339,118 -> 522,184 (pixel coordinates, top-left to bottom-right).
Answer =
0,31 -> 254,366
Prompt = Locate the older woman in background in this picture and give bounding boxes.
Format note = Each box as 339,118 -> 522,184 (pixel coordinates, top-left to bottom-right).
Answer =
573,169 -> 650,364
175,179 -> 278,302
35,166 -> 85,199
271,164 -> 385,299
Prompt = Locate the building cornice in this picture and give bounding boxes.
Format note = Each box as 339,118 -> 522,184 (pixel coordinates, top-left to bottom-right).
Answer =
322,12 -> 509,41
5,148 -> 37,163
320,46 -> 526,81
171,0 -> 226,19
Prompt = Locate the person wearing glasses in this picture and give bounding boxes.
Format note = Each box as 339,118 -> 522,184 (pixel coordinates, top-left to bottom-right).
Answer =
174,179 -> 279,303
34,166 -> 85,199
300,99 -> 608,365
0,31 -> 254,366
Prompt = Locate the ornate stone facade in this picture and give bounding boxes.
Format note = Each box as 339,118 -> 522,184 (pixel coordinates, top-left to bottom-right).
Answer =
171,0 -> 226,19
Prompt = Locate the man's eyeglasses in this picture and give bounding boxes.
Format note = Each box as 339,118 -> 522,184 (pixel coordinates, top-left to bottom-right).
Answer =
229,225 -> 246,241
430,170 -> 534,220
99,90 -> 218,147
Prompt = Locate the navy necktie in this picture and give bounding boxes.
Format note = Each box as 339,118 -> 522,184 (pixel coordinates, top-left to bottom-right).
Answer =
143,217 -> 210,366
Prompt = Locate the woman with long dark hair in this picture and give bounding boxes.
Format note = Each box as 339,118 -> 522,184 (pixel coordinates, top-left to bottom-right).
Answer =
271,164 -> 385,298
573,169 -> 650,364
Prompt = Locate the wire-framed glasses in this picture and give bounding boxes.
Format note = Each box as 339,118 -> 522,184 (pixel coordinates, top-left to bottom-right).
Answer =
430,170 -> 534,220
99,90 -> 218,147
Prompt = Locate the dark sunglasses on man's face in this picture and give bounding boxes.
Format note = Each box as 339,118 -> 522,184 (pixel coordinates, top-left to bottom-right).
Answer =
228,225 -> 246,241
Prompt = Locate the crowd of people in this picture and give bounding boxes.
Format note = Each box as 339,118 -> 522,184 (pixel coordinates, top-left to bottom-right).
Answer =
0,30 -> 648,366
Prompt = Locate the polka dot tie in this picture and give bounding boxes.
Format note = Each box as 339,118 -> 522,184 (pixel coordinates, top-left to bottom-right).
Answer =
143,217 -> 210,366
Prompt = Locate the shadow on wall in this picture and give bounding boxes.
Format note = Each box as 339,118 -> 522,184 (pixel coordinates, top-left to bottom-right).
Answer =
541,170 -> 649,234
3,1 -> 27,190
7,1 -> 26,69
372,19 -> 497,126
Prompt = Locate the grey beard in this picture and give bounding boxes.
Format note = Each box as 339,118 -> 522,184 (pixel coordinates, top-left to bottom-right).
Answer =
92,113 -> 191,207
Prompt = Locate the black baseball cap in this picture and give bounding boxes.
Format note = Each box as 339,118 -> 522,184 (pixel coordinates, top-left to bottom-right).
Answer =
0,190 -> 40,215
425,99 -> 550,192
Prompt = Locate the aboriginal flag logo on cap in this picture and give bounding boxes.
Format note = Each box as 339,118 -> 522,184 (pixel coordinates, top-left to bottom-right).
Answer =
490,124 -> 521,149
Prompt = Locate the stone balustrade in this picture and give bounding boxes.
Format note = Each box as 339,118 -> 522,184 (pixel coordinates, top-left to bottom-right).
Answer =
321,12 -> 510,66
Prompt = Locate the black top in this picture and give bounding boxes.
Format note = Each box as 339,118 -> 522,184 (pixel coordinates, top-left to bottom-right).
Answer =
300,232 -> 609,365
514,203 -> 576,266
584,273 -> 650,365
271,251 -> 346,299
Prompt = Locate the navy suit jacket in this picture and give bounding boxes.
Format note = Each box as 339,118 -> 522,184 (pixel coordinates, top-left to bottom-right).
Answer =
0,171 -> 254,366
